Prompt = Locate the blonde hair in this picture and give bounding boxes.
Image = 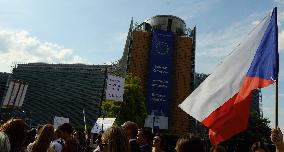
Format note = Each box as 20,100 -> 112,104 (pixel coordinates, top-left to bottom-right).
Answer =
0,132 -> 10,152
102,126 -> 130,152
31,124 -> 54,152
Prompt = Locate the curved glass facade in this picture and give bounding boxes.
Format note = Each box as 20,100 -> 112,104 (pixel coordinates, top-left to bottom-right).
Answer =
9,63 -> 107,126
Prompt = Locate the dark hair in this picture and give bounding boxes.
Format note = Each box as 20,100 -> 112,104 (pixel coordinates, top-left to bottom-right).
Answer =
175,134 -> 205,152
250,141 -> 270,152
138,128 -> 152,146
57,123 -> 73,134
210,145 -> 227,152
73,130 -> 85,139
53,128 -> 63,140
153,133 -> 167,151
0,118 -> 29,152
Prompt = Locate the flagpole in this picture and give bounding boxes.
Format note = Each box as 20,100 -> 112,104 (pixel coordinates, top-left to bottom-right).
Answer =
275,78 -> 278,128
99,66 -> 108,117
275,7 -> 279,129
83,108 -> 88,139
83,109 -> 87,136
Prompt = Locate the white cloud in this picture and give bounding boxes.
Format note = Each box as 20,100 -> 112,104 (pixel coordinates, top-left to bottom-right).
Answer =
279,30 -> 284,52
107,32 -> 128,52
0,29 -> 86,72
251,20 -> 260,26
274,0 -> 284,4
279,11 -> 284,22
118,32 -> 128,42
262,106 -> 284,129
197,13 -> 260,58
276,11 -> 284,26
195,9 -> 284,74
168,0 -> 221,21
196,8 -> 284,59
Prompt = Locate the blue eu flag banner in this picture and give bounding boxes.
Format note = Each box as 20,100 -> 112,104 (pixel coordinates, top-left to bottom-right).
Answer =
145,30 -> 174,129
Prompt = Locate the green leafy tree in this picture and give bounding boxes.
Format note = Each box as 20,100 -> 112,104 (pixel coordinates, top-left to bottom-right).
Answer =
102,74 -> 147,127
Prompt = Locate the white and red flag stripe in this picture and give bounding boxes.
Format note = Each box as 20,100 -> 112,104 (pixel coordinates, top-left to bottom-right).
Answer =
179,7 -> 278,144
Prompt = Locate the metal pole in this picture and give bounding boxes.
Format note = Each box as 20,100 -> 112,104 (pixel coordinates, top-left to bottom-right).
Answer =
83,109 -> 87,136
275,78 -> 278,128
275,7 -> 279,129
99,66 -> 108,117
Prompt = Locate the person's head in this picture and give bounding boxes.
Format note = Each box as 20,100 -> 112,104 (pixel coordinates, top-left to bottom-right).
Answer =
53,128 -> 63,140
0,118 -> 28,152
250,141 -> 270,152
31,124 -> 54,152
0,131 -> 10,152
101,126 -> 130,152
36,124 -> 43,134
24,128 -> 36,147
175,134 -> 205,152
121,121 -> 138,139
153,133 -> 166,150
57,123 -> 73,141
210,145 -> 227,152
72,130 -> 85,140
137,128 -> 152,146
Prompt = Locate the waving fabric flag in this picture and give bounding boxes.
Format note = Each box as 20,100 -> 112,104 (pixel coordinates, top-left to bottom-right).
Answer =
179,7 -> 278,145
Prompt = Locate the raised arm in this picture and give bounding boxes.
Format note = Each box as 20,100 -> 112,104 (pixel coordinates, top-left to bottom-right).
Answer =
271,127 -> 284,152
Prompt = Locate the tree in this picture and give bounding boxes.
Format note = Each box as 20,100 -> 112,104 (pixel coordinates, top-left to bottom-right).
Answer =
102,73 -> 147,127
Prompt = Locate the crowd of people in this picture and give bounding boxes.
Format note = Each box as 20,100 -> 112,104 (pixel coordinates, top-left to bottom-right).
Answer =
0,118 -> 283,152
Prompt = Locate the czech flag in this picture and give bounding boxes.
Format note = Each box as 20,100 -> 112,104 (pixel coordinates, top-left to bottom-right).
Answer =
179,7 -> 278,145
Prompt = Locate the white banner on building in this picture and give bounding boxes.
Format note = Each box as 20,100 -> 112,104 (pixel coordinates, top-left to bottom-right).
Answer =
18,85 -> 28,107
14,83 -> 28,107
2,81 -> 15,106
8,82 -> 19,105
54,116 -> 69,129
2,81 -> 28,107
91,118 -> 116,133
144,115 -> 168,130
105,74 -> 125,102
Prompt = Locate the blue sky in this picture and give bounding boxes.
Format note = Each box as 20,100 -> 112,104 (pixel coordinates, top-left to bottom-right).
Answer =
0,0 -> 283,130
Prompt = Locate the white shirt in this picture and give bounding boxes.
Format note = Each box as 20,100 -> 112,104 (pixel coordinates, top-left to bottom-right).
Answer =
0,132 -> 10,152
50,138 -> 65,152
